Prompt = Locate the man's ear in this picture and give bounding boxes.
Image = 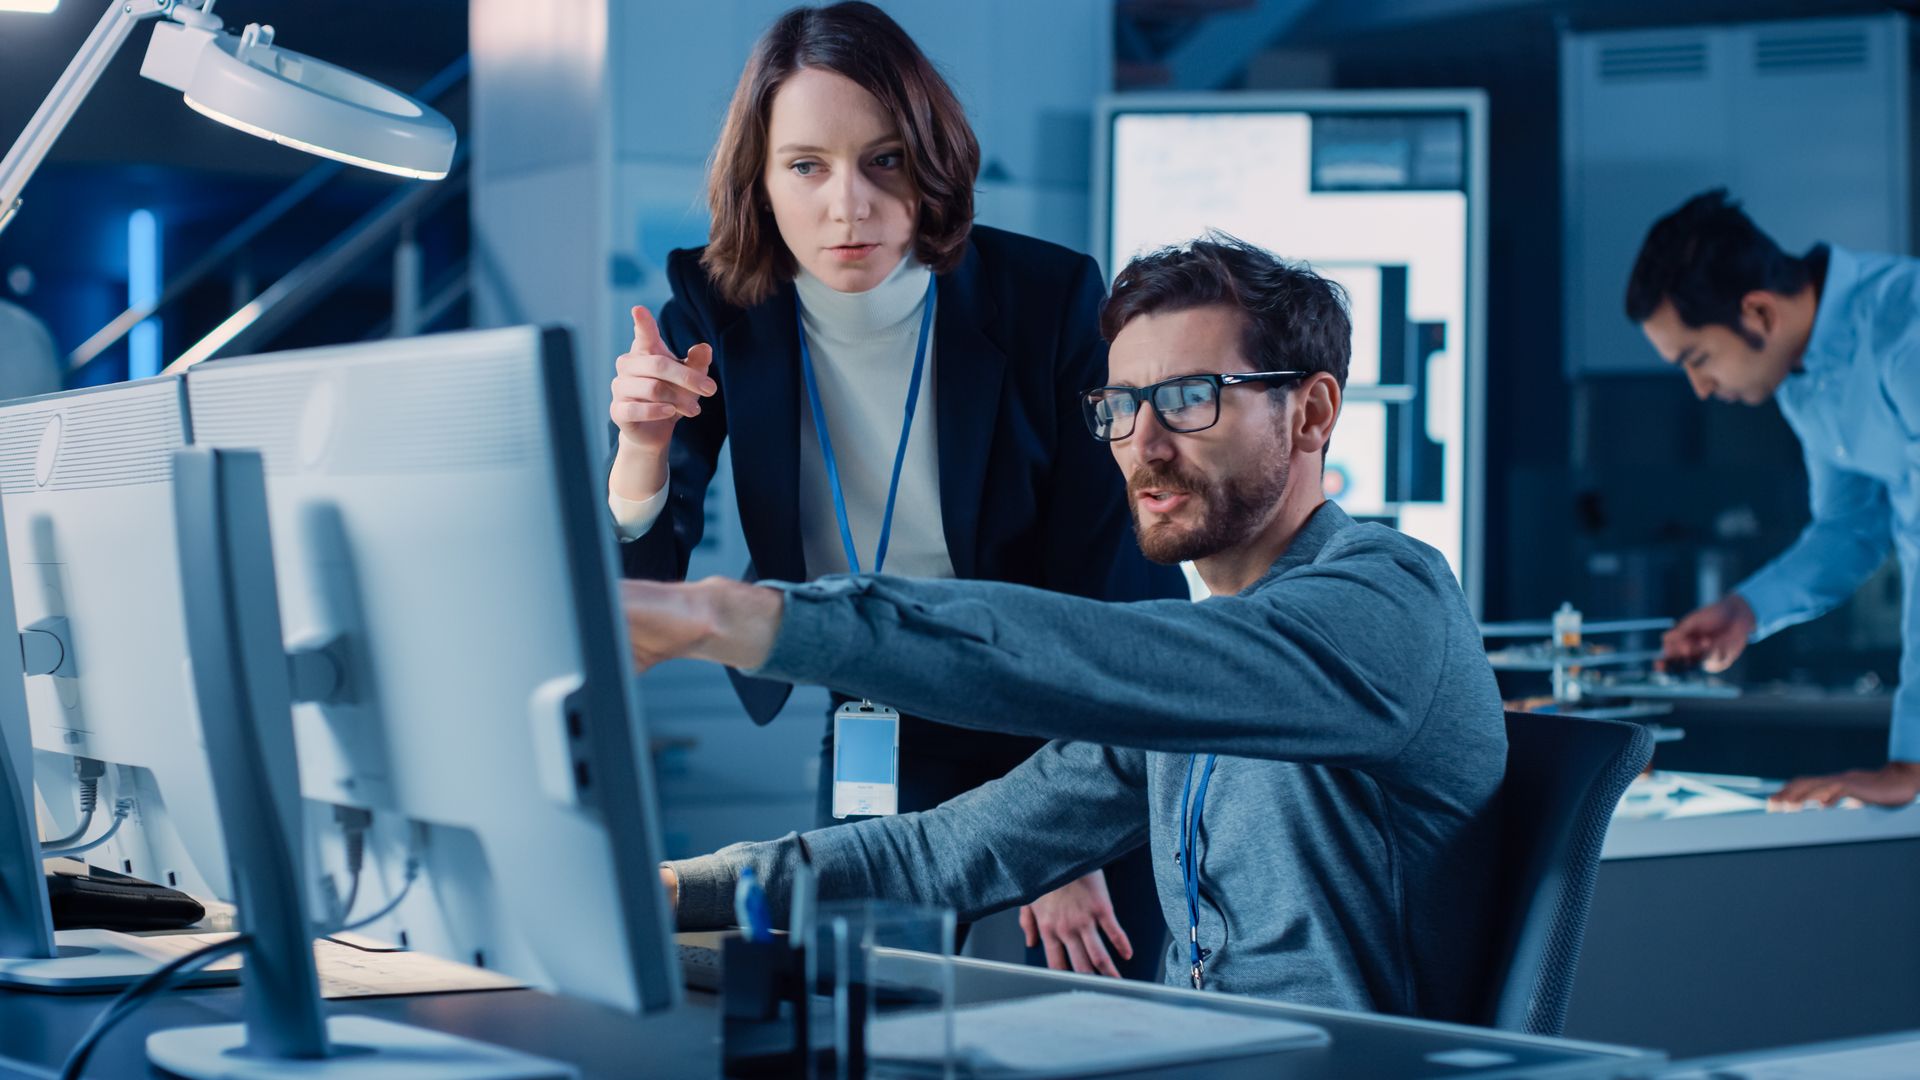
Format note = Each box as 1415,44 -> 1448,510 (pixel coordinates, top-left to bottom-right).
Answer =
1293,374 -> 1340,456
1741,290 -> 1778,337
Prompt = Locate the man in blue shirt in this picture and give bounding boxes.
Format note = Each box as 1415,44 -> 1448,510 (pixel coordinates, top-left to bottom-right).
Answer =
1630,189 -> 1920,808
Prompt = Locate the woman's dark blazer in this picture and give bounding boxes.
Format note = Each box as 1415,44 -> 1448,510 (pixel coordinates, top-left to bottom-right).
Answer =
619,225 -> 1187,722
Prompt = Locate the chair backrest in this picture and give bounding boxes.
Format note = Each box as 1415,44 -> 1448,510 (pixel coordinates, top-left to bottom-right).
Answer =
1482,710 -> 1653,1035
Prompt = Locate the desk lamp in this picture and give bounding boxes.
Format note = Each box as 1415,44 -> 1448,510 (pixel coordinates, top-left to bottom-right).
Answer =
0,0 -> 456,237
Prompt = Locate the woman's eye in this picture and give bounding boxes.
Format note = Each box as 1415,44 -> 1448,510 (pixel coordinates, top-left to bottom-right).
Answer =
790,161 -> 819,176
872,152 -> 903,169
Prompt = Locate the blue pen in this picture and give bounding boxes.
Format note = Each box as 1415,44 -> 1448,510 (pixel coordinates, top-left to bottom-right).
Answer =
734,866 -> 772,943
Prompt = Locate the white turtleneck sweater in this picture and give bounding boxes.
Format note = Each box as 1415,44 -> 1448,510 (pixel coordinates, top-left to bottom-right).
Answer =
610,256 -> 955,581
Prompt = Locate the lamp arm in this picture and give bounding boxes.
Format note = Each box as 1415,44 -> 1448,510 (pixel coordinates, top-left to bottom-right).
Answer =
0,0 -> 176,235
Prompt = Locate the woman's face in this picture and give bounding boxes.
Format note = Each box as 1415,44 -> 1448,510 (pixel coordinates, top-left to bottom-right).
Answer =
763,67 -> 919,293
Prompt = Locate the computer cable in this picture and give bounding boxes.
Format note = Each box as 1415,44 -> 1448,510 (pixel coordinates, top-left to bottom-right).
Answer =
341,821 -> 367,917
39,798 -> 133,861
39,758 -> 105,851
320,806 -> 372,929
320,807 -> 418,933
56,934 -> 251,1080
38,782 -> 94,850
338,853 -> 420,934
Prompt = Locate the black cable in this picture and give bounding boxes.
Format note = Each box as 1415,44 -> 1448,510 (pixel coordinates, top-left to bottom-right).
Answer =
58,935 -> 251,1080
340,824 -> 366,918
320,808 -> 371,930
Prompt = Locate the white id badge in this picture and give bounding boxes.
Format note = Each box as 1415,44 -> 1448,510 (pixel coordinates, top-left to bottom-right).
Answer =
832,701 -> 900,818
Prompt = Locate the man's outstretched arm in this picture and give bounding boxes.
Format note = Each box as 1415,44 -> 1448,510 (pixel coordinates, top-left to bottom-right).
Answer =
662,739 -> 1152,930
624,531 -> 1452,768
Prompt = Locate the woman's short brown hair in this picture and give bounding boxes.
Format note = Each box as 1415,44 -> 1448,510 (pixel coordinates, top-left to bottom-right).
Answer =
701,2 -> 980,308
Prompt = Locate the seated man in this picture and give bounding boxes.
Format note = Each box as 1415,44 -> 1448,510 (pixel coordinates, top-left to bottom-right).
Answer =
622,234 -> 1507,1021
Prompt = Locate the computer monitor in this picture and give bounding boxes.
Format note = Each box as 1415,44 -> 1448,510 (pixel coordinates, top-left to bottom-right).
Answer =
0,379 -> 240,990
182,326 -> 677,1016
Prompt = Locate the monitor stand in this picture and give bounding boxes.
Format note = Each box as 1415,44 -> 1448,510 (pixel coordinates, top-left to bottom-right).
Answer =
0,929 -> 238,993
147,1017 -> 574,1080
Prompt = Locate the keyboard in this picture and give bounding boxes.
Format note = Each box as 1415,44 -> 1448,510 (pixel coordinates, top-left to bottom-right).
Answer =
676,932 -> 727,992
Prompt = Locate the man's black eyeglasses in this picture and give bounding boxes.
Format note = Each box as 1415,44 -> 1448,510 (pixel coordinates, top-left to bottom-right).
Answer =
1080,371 -> 1308,442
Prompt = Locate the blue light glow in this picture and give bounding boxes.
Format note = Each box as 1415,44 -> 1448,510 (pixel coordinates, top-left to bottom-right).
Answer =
128,209 -> 161,380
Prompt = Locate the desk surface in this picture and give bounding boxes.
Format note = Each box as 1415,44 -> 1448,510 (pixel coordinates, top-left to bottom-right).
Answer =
1603,799 -> 1920,859
1666,692 -> 1892,729
0,952 -> 1658,1079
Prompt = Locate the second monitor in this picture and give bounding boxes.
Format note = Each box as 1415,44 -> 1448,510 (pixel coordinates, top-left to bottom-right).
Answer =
185,325 -> 677,1013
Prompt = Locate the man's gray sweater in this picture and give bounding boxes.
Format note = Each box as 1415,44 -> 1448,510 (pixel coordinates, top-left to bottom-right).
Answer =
667,503 -> 1507,1022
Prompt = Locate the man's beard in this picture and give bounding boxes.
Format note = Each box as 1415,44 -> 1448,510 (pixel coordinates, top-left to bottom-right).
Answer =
1127,445 -> 1291,565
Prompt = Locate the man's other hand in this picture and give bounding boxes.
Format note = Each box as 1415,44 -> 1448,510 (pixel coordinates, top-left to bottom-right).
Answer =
1661,594 -> 1757,673
1771,761 -> 1920,810
621,578 -> 782,673
1020,869 -> 1132,978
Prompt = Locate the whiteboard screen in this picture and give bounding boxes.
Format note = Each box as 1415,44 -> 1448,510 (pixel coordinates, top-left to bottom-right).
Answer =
1105,104 -> 1479,596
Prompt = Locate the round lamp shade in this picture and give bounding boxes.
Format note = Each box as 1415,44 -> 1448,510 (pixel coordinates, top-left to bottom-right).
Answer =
181,29 -> 455,180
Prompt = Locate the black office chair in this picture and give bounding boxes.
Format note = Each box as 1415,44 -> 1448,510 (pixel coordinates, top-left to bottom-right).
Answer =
1481,710 -> 1653,1036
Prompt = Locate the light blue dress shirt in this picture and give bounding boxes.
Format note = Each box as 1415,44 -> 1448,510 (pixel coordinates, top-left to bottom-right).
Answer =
1736,245 -> 1920,762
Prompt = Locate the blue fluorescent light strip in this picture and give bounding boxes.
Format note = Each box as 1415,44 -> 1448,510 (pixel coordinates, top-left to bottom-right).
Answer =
128,208 -> 160,380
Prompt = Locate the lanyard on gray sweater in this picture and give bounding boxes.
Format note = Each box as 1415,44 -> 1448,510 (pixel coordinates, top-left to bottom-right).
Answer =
1177,753 -> 1219,989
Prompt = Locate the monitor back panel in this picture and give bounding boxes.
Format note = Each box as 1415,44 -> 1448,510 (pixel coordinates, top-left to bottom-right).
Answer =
0,378 -> 228,898
187,327 -> 666,1012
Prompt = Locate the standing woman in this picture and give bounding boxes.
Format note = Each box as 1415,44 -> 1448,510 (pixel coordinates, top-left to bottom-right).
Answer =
608,2 -> 1182,979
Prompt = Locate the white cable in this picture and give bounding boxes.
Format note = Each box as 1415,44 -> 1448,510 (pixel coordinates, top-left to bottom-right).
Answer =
41,798 -> 132,860
39,777 -> 99,850
337,857 -> 419,934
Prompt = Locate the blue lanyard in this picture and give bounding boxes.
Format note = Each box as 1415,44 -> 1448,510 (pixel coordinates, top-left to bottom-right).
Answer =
1177,752 -> 1219,990
795,274 -> 936,575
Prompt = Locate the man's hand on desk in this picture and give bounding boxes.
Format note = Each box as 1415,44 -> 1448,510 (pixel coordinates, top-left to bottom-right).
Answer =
1020,869 -> 1132,979
660,866 -> 679,913
621,578 -> 782,673
1770,761 -> 1920,810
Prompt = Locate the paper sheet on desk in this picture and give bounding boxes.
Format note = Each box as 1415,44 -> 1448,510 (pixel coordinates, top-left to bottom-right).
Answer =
121,932 -> 527,999
1615,773 -> 1769,820
866,990 -> 1328,1077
